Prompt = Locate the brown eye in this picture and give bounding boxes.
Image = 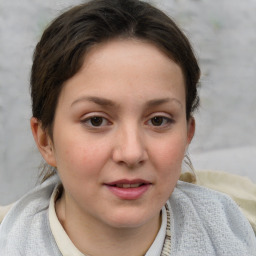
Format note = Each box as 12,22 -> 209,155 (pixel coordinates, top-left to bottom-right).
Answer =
147,115 -> 174,128
90,117 -> 103,126
81,116 -> 110,128
151,116 -> 164,126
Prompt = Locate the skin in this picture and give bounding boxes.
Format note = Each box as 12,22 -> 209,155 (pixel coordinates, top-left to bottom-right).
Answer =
31,39 -> 195,256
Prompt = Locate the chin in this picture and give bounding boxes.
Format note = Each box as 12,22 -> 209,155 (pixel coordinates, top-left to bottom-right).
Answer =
104,209 -> 160,230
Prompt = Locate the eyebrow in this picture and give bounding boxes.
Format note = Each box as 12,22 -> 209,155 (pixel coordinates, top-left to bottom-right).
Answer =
71,96 -> 117,107
145,98 -> 183,108
71,96 -> 182,108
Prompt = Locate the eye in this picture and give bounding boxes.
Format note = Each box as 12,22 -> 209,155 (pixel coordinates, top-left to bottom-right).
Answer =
81,116 -> 110,127
147,115 -> 174,127
150,116 -> 165,126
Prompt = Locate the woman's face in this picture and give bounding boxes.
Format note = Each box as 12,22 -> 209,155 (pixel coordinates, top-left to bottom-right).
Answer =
41,39 -> 194,229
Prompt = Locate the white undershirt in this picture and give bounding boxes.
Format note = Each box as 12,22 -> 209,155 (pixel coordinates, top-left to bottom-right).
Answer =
48,184 -> 168,256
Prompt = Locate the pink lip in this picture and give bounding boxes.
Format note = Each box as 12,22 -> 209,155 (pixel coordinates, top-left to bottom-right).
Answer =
106,179 -> 150,186
104,179 -> 152,200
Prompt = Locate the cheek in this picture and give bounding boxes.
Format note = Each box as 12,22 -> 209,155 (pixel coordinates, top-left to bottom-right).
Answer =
151,135 -> 187,191
53,135 -> 110,178
152,136 -> 187,169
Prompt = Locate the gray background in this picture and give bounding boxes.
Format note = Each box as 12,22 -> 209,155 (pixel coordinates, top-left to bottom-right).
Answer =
0,0 -> 255,205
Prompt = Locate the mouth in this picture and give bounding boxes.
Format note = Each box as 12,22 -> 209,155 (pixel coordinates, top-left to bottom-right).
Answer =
106,179 -> 151,188
104,179 -> 152,200
112,183 -> 145,188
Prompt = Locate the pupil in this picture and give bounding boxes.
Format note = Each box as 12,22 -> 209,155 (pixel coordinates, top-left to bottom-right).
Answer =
91,117 -> 103,126
152,117 -> 163,126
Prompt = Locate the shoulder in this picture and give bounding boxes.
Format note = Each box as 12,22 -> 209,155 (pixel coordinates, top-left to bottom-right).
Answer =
169,181 -> 256,255
196,170 -> 256,232
0,175 -> 59,224
172,180 -> 253,226
174,179 -> 237,205
0,175 -> 61,255
171,180 -> 245,224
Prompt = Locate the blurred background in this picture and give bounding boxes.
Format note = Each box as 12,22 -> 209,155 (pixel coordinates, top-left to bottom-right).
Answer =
0,0 -> 255,205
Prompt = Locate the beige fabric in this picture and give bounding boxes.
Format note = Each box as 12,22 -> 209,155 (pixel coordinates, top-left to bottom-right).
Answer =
0,204 -> 14,224
195,170 -> 256,234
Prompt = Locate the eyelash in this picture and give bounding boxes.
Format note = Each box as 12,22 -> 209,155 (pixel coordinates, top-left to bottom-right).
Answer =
146,115 -> 174,128
81,115 -> 111,128
80,114 -> 174,129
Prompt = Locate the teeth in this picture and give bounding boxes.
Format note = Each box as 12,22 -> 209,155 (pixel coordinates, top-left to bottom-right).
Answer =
116,183 -> 142,188
130,183 -> 141,188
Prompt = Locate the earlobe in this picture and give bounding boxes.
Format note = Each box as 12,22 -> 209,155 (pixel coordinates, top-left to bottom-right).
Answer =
30,117 -> 57,167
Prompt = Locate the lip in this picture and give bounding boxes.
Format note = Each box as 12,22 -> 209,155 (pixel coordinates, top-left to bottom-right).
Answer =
104,179 -> 152,200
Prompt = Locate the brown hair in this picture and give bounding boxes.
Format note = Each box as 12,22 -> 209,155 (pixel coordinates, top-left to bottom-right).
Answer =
31,0 -> 200,181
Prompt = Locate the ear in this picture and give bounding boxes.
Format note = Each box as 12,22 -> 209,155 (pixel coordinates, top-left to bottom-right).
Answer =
30,117 -> 57,167
186,117 -> 195,146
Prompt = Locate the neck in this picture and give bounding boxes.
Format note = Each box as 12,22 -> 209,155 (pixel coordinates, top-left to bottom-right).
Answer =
56,192 -> 162,256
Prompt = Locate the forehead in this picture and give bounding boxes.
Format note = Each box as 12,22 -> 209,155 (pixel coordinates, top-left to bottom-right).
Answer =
60,39 -> 185,107
83,38 -> 182,77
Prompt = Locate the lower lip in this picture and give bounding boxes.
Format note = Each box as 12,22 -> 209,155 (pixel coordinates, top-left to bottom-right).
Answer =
106,184 -> 151,200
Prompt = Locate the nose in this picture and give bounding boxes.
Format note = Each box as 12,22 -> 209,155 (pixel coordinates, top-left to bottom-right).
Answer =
112,124 -> 148,168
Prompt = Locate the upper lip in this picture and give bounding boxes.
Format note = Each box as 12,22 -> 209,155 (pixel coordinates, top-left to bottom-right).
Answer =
105,179 -> 151,186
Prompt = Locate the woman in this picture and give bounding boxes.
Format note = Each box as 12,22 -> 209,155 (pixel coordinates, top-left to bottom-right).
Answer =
0,0 -> 255,255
